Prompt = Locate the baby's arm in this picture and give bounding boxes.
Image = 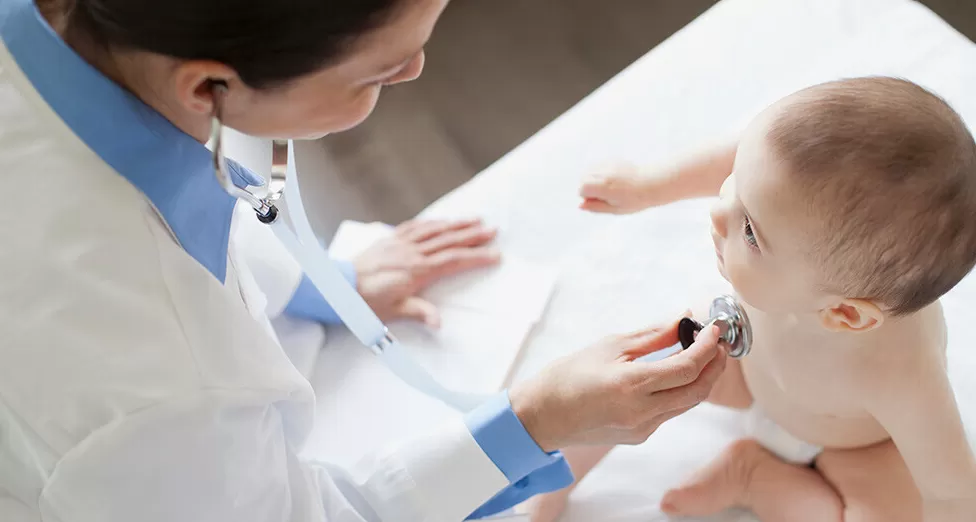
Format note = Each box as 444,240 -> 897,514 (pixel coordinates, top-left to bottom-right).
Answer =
526,445 -> 614,522
863,354 -> 976,520
580,143 -> 737,214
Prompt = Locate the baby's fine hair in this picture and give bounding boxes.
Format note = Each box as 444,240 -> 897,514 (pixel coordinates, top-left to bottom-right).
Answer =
766,77 -> 976,315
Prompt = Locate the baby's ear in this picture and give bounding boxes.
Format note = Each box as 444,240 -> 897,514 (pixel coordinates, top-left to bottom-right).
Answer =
818,299 -> 885,332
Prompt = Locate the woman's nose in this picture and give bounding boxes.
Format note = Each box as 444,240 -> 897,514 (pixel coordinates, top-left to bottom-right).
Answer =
385,51 -> 426,85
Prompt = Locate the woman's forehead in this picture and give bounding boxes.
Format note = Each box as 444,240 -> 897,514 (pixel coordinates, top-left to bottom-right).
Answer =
353,0 -> 447,60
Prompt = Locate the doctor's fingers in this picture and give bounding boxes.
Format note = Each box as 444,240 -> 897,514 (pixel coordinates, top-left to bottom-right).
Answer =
416,223 -> 498,255
395,297 -> 441,329
614,318 -> 684,361
416,247 -> 501,283
396,218 -> 483,243
622,325 -> 722,391
619,405 -> 696,446
637,355 -> 726,416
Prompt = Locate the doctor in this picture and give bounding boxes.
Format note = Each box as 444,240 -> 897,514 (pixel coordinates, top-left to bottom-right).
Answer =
0,0 -> 727,521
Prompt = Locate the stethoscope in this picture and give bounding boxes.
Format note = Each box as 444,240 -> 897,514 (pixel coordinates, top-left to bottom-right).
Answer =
677,295 -> 752,359
208,84 -> 753,413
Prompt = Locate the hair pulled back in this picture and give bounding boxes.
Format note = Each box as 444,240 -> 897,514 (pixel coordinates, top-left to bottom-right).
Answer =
41,0 -> 401,88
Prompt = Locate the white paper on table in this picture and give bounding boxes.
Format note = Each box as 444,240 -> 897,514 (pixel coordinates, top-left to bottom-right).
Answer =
328,220 -> 558,322
384,307 -> 536,394
326,220 -> 554,392
327,221 -> 393,261
422,258 -> 556,320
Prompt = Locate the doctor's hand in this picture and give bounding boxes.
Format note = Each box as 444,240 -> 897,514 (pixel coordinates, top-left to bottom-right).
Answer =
353,218 -> 500,328
509,319 -> 726,452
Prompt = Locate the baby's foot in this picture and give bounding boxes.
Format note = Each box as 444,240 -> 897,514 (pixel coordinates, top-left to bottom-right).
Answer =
660,439 -> 766,517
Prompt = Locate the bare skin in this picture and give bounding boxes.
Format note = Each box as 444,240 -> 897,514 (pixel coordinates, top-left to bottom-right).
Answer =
658,300 -> 948,522
530,101 -> 976,521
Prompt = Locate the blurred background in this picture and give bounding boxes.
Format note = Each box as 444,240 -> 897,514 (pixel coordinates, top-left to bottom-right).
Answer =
300,0 -> 976,239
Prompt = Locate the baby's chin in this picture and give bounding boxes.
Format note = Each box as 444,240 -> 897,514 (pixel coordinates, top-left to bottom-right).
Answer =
714,257 -> 753,310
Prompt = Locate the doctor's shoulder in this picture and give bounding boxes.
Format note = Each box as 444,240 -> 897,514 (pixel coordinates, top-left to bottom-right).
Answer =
0,56 -> 311,512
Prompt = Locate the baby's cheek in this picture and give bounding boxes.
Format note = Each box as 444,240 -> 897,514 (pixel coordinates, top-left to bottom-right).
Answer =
724,257 -> 780,312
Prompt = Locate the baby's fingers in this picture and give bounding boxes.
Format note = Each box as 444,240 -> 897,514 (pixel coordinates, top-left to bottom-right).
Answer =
579,174 -> 613,200
580,198 -> 619,213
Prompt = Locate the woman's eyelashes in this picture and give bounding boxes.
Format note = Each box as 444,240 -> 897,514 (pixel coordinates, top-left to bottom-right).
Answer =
743,216 -> 760,251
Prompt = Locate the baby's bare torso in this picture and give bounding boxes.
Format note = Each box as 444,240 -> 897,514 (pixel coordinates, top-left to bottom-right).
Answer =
738,301 -> 948,450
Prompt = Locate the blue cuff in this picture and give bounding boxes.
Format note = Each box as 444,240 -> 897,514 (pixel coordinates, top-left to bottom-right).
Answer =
467,459 -> 573,520
283,260 -> 358,324
465,391 -> 575,518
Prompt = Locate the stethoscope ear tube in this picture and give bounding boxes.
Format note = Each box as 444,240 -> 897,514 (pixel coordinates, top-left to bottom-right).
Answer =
275,141 -> 486,411
270,216 -> 484,412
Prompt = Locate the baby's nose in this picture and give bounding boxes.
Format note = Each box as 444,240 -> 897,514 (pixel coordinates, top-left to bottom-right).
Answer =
710,201 -> 728,237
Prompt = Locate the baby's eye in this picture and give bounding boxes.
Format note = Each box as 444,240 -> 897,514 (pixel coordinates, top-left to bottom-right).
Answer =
743,216 -> 759,251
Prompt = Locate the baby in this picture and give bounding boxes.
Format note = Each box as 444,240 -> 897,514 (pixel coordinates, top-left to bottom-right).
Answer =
529,77 -> 976,522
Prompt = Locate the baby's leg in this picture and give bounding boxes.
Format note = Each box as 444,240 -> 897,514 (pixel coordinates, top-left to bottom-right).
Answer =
662,439 -> 921,522
525,445 -> 613,522
815,440 -> 922,522
661,439 -> 842,519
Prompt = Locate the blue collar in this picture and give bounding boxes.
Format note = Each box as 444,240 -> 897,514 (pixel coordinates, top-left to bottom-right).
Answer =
0,0 -> 264,283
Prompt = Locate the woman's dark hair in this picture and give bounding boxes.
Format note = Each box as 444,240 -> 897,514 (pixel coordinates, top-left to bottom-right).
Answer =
42,0 -> 401,89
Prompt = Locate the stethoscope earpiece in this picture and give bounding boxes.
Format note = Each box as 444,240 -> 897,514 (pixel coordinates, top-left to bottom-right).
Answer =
678,295 -> 753,359
209,82 -> 279,223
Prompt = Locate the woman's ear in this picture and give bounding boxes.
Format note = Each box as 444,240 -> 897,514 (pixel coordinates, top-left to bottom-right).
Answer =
818,299 -> 885,332
171,60 -> 240,116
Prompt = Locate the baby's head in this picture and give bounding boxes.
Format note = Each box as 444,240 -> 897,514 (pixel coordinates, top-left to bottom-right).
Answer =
712,77 -> 976,330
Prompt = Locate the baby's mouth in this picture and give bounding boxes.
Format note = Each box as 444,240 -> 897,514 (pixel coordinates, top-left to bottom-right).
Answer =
710,233 -> 725,262
711,237 -> 728,279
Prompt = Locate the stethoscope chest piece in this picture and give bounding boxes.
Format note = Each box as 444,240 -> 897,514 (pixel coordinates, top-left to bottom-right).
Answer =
677,295 -> 753,359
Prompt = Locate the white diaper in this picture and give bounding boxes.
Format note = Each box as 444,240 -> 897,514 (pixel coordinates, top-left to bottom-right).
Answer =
744,405 -> 824,465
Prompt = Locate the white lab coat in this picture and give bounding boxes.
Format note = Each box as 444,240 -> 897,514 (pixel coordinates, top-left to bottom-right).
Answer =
0,34 -> 511,522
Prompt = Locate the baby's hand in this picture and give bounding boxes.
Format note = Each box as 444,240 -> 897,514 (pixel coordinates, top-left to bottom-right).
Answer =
579,163 -> 678,214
